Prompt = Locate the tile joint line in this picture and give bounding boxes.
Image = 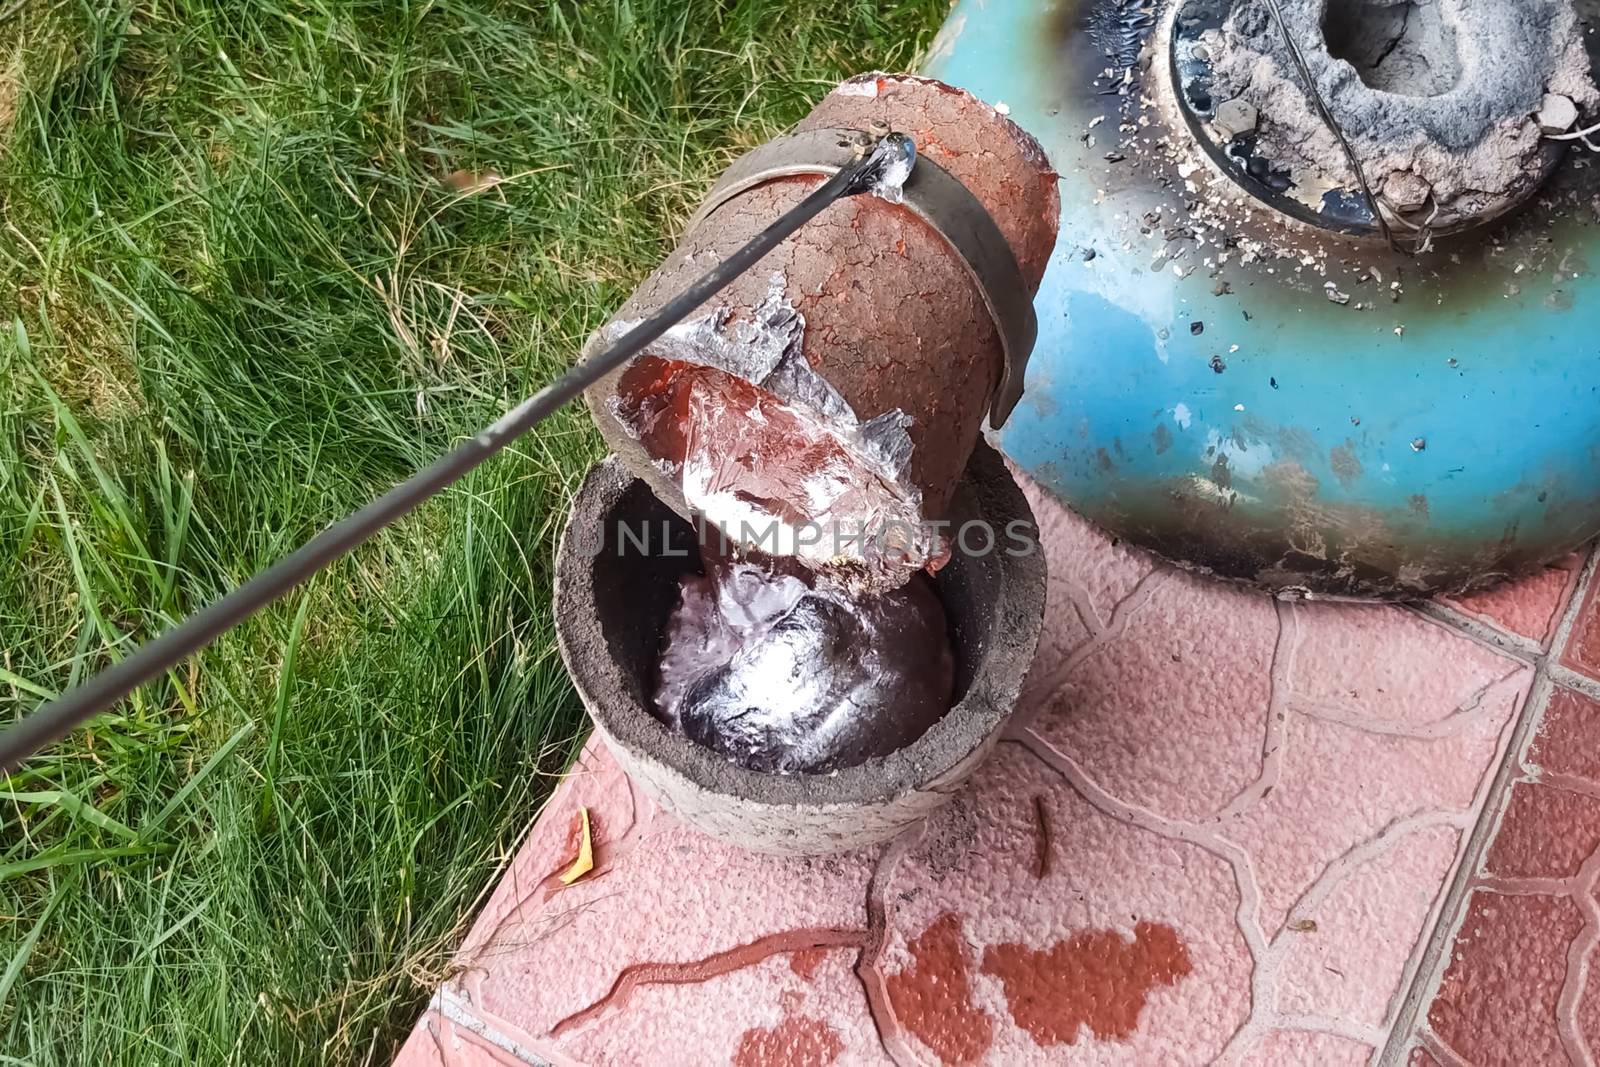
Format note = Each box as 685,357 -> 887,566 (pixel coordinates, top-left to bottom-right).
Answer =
433,986 -> 556,1067
1376,548 -> 1600,1066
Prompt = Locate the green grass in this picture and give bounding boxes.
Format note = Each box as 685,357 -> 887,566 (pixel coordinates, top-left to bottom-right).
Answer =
0,1 -> 947,1061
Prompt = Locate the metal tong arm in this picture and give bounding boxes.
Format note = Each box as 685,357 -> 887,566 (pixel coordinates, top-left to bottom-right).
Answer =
0,135 -> 918,772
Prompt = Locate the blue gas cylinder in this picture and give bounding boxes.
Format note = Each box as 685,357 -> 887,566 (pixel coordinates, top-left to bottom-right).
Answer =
923,0 -> 1600,598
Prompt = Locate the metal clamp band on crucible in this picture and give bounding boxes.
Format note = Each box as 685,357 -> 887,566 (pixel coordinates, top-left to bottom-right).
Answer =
683,127 -> 1038,428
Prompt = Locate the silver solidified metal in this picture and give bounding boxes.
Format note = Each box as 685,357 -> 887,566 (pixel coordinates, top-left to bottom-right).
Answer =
866,132 -> 917,204
655,558 -> 954,774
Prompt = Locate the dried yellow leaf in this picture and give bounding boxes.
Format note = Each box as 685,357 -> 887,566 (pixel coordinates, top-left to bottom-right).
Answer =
558,806 -> 594,885
440,169 -> 504,196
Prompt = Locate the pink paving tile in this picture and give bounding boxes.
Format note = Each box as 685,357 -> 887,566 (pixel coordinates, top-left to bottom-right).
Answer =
1439,555 -> 1583,647
1013,480 -> 1096,708
1012,475 -> 1152,709
446,780 -> 880,1057
1034,569 -> 1281,822
1409,1044 -> 1446,1067
1529,687 -> 1600,786
1563,576 -> 1600,682
452,740 -> 644,964
1220,682 -> 1520,933
1016,495 -> 1528,1058
1272,826 -> 1459,1030
1413,678 -> 1600,1066
1017,476 -> 1157,632
1573,925 -> 1600,1065
1428,891 -> 1585,1065
1286,602 -> 1520,727
874,741 -> 1252,1064
1237,1029 -> 1372,1066
559,949 -> 882,1067
1483,781 -> 1600,881
397,475 -> 1536,1065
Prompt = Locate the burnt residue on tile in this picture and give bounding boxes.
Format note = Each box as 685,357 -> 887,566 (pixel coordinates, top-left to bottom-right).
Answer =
981,921 -> 1194,1046
733,1016 -> 844,1067
884,912 -> 994,1064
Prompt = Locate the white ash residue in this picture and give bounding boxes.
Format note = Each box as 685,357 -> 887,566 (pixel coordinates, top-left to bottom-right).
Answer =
1205,0 -> 1599,231
1056,0 -> 1600,310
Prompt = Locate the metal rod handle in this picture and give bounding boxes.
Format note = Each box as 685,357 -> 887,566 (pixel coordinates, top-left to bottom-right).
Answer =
0,135 -> 915,772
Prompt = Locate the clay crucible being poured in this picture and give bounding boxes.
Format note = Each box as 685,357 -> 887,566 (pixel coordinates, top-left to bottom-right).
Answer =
584,73 -> 1059,595
564,73 -> 1059,797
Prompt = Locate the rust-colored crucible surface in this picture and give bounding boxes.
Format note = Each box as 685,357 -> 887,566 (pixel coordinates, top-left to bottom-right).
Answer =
583,73 -> 1060,524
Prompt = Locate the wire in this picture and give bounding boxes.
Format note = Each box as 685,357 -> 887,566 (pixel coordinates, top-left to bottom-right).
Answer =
1258,0 -> 1408,254
1547,118 -> 1600,142
1546,118 -> 1600,154
0,134 -> 918,773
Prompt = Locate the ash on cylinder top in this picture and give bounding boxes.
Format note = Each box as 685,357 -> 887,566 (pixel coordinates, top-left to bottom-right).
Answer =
655,551 -> 956,774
